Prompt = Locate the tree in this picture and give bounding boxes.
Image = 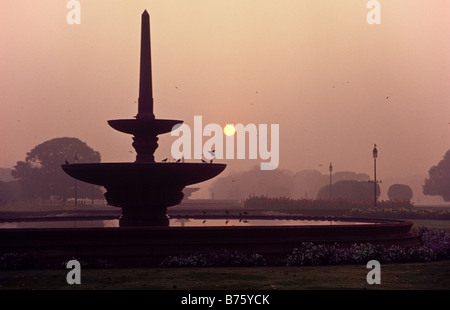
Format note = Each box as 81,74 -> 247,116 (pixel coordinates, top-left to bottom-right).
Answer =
11,137 -> 104,202
0,180 -> 22,205
387,184 -> 413,201
209,166 -> 294,200
317,180 -> 380,201
423,149 -> 450,201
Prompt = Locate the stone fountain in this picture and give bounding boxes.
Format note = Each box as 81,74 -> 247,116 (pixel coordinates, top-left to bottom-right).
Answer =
61,10 -> 226,226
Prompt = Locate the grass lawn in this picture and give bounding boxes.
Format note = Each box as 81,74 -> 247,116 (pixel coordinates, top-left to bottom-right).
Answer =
1,260 -> 449,290
410,219 -> 450,231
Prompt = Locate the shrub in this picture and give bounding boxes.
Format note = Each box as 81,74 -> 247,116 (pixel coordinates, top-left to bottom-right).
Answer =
160,250 -> 266,267
285,228 -> 450,266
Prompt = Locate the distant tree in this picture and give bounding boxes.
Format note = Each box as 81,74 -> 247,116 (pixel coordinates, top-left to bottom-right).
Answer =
11,137 -> 104,203
0,181 -> 8,205
317,180 -> 380,201
423,149 -> 450,201
209,167 -> 294,200
292,170 -> 370,199
0,180 -> 22,205
387,184 -> 413,201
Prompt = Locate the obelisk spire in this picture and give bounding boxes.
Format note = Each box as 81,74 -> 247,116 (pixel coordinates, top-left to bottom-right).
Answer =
137,10 -> 154,119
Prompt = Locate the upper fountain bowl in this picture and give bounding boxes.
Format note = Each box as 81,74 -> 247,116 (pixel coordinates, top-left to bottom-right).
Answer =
108,119 -> 183,136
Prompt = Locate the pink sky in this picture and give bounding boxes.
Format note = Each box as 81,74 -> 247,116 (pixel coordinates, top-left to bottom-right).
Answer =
1,1 -> 449,198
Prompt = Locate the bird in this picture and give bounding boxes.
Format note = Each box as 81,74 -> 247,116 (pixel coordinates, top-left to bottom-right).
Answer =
65,160 -> 69,164
162,158 -> 168,162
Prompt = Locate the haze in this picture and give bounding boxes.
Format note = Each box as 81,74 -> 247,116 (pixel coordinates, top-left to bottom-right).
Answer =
1,1 -> 449,199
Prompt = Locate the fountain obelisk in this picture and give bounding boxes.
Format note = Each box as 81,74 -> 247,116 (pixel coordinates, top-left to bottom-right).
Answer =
137,10 -> 154,120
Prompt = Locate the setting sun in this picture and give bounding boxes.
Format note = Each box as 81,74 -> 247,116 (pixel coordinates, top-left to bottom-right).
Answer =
223,124 -> 236,136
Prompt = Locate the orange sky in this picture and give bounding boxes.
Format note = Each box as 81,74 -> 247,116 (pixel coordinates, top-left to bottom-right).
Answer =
1,1 -> 449,197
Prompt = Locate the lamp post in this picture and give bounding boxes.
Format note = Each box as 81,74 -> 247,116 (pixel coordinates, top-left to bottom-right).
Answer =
329,162 -> 333,200
369,144 -> 382,207
74,153 -> 79,208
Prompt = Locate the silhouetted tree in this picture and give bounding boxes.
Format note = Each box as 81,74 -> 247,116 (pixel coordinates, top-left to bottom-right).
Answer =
292,170 -> 370,199
317,180 -> 380,201
209,167 -> 294,200
423,149 -> 450,201
387,184 -> 413,201
0,181 -> 8,206
0,180 -> 22,205
11,137 -> 103,203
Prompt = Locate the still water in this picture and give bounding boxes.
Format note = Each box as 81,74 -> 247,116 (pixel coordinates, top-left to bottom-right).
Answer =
0,218 -> 373,228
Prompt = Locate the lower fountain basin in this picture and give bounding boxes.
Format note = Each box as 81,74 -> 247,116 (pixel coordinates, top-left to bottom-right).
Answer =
0,216 -> 420,267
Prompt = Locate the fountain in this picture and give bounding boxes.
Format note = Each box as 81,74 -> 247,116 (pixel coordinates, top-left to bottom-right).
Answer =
61,10 -> 226,227
0,10 -> 420,268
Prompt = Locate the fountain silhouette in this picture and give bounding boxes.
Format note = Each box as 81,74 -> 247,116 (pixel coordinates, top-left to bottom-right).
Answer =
62,10 -> 226,226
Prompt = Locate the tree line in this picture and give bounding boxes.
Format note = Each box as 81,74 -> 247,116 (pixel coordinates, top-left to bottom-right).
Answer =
1,137 -> 450,206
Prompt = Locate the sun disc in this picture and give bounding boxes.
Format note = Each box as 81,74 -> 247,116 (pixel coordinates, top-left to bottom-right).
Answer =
223,124 -> 236,136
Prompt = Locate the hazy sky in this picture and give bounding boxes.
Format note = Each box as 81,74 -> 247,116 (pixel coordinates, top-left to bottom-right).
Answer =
1,1 -> 449,196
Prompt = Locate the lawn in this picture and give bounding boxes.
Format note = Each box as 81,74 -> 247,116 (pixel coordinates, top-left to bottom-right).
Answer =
410,219 -> 450,231
1,260 -> 449,290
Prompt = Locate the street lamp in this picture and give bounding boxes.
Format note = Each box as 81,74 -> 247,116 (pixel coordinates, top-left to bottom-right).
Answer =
329,162 -> 333,200
369,144 -> 382,207
74,153 -> 79,208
